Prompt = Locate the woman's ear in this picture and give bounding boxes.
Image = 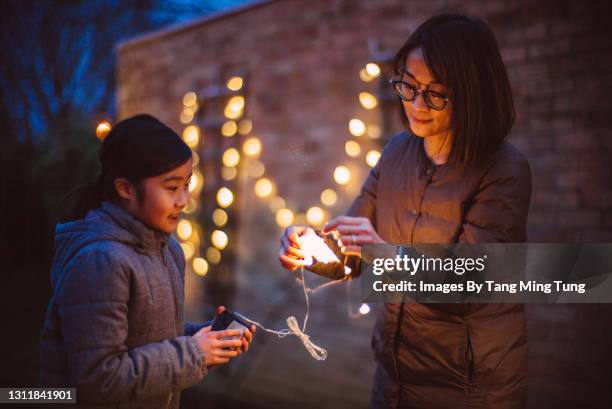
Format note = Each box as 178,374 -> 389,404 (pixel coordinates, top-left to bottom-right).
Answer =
114,178 -> 135,200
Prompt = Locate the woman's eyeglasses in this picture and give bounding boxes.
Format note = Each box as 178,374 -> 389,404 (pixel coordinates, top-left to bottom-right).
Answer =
389,79 -> 449,111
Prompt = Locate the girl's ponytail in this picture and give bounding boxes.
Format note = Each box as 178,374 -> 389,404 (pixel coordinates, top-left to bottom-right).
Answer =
57,176 -> 104,223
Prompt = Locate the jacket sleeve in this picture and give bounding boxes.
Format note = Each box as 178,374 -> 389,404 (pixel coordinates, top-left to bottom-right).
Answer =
56,245 -> 207,404
184,320 -> 212,336
459,152 -> 532,243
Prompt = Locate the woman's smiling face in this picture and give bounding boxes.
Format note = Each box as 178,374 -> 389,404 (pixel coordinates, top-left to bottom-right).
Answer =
402,47 -> 452,139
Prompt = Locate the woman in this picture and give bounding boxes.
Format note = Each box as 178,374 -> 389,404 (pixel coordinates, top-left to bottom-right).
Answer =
279,14 -> 531,409
40,114 -> 255,408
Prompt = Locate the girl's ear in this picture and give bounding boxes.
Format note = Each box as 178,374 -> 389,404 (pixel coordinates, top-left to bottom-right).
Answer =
114,178 -> 135,200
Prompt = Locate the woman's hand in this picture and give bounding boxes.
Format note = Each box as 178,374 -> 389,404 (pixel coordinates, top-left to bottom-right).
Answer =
278,225 -> 315,270
323,216 -> 385,257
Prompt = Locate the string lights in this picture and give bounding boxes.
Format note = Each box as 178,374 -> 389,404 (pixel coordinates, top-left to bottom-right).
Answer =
175,62 -> 385,316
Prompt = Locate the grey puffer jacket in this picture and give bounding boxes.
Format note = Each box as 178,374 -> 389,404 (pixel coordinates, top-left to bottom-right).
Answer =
40,202 -> 208,409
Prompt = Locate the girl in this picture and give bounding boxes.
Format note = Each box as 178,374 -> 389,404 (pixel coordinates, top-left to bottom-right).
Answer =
40,114 -> 255,408
279,14 -> 531,409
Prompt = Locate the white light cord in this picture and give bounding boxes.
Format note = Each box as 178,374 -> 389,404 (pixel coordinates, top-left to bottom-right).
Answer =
234,267 -> 330,361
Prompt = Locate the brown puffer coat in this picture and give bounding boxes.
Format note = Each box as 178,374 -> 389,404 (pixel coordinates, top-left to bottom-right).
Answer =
319,131 -> 532,409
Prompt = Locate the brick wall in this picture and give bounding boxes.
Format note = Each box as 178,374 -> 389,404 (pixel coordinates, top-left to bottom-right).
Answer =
117,1 -> 612,407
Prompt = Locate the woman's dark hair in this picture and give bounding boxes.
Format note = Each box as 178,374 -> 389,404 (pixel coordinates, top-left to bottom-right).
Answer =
393,13 -> 515,167
59,114 -> 192,222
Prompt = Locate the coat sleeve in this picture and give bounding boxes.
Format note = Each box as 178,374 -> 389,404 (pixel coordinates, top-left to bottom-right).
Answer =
184,320 -> 212,336
56,244 -> 207,404
459,152 -> 532,243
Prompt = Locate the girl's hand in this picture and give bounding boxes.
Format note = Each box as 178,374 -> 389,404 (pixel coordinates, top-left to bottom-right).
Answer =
213,306 -> 255,354
323,216 -> 385,257
192,326 -> 243,367
278,225 -> 315,270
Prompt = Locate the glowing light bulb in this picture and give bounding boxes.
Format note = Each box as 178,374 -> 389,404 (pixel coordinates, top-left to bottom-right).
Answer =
182,125 -> 200,147
211,230 -> 228,250
345,140 -> 361,157
226,76 -> 243,91
359,92 -> 378,110
243,137 -> 262,156
212,209 -> 228,227
177,219 -> 193,240
238,119 -> 253,135
275,208 -> 294,228
334,166 -> 351,185
221,120 -> 237,137
96,121 -> 112,140
321,189 -> 337,207
359,303 -> 371,315
365,63 -> 381,78
193,258 -> 209,276
180,242 -> 195,260
222,148 -> 240,167
206,247 -> 222,264
255,178 -> 274,198
348,118 -> 366,137
366,150 -> 381,168
217,187 -> 234,208
306,206 -> 325,226
183,91 -> 197,106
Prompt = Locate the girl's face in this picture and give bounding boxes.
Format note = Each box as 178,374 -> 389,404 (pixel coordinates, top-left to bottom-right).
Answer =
402,48 -> 452,139
127,158 -> 193,234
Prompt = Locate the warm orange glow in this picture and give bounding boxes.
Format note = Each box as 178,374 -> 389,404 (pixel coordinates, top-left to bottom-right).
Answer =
227,76 -> 243,91
255,178 -> 274,198
334,166 -> 351,185
182,125 -> 200,148
321,189 -> 337,207
276,208 -> 294,228
345,140 -> 361,157
348,119 -> 366,137
96,121 -> 112,140
217,187 -> 234,208
193,257 -> 209,276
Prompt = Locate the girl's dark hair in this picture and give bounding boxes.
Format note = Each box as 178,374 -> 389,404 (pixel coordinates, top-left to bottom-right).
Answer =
59,114 -> 192,222
393,13 -> 515,167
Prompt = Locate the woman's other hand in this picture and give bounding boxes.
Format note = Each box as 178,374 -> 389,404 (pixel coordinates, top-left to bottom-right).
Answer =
323,216 -> 385,257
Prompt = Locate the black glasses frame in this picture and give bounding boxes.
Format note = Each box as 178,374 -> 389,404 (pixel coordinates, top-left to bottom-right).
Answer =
389,79 -> 449,111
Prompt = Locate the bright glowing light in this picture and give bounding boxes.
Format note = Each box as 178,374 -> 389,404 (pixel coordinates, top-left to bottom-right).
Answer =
366,150 -> 381,168
192,257 -> 209,276
206,247 -> 222,264
269,196 -> 286,212
183,198 -> 197,214
334,166 -> 351,185
345,140 -> 361,157
177,219 -> 193,240
211,230 -> 228,250
348,118 -> 366,137
238,119 -> 252,135
306,206 -> 325,226
212,208 -> 228,227
365,63 -> 381,78
180,111 -> 193,124
224,96 -> 245,119
243,137 -> 262,156
221,120 -> 237,137
222,148 -> 240,167
180,242 -> 195,260
182,125 -> 200,148
221,167 -> 237,181
359,303 -> 371,315
217,187 -> 234,208
192,151 -> 200,166
321,189 -> 337,207
276,208 -> 294,228
226,76 -> 243,91
183,91 -> 197,106
188,172 -> 202,193
96,121 -> 112,140
359,68 -> 373,82
359,92 -> 378,110
255,178 -> 274,198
